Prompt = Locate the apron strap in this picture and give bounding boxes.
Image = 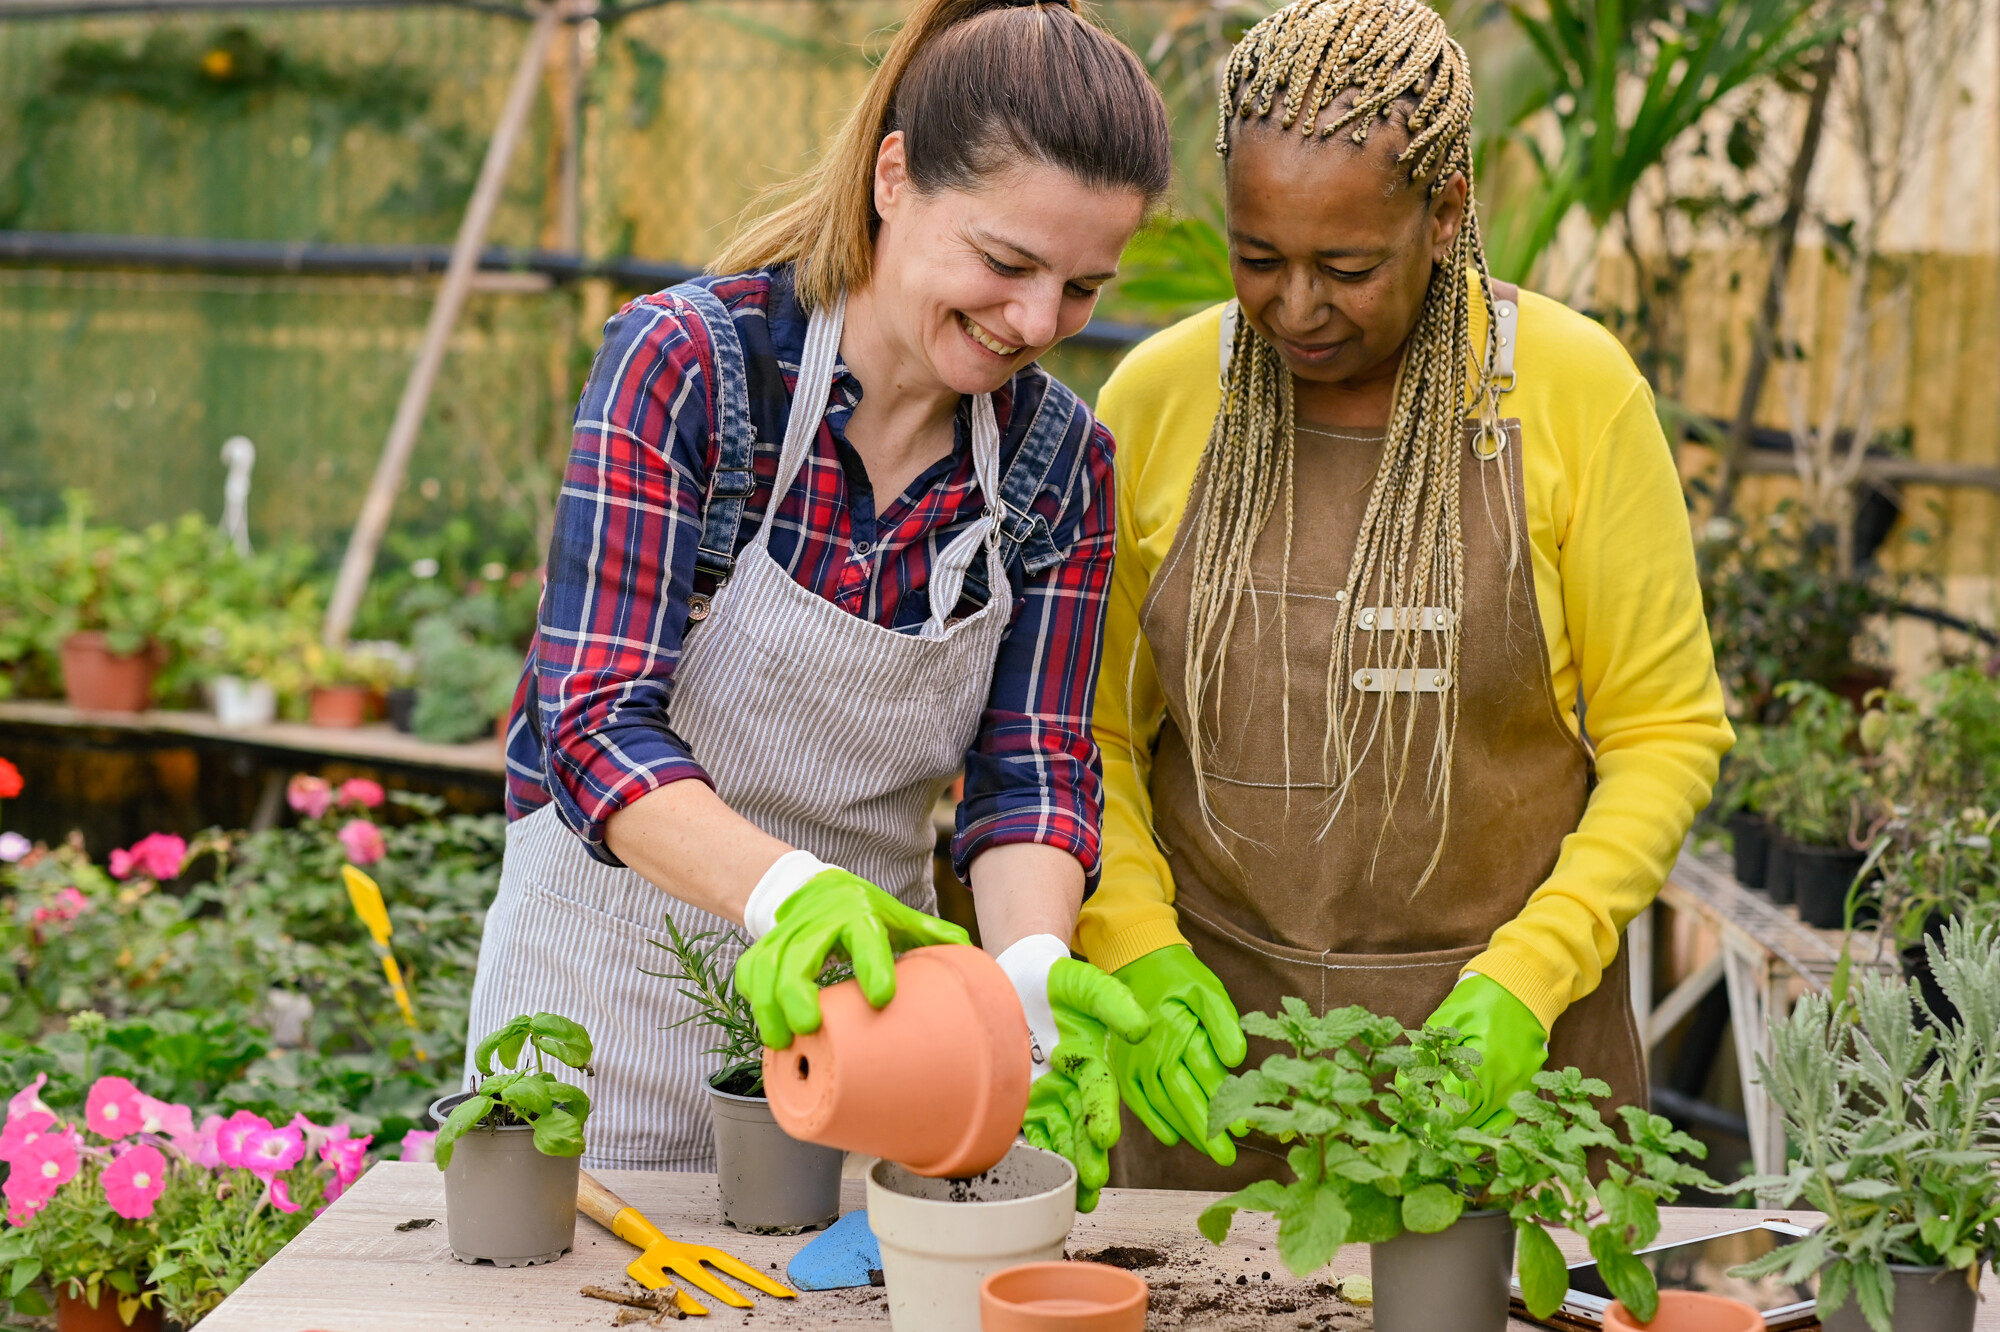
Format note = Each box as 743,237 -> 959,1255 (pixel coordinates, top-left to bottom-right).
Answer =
923,396 -> 1004,632
955,369 -> 1081,613
755,294 -> 847,546
673,283 -> 759,586
1487,279 -> 1520,389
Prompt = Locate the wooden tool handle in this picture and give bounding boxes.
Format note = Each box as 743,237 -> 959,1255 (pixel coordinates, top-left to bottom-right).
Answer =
576,1169 -> 628,1229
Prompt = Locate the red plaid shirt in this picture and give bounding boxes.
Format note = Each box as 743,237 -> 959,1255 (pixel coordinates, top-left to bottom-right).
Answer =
506,269 -> 1115,886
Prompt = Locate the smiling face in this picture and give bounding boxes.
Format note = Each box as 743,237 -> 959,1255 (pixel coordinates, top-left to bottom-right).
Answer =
868,131 -> 1148,396
1225,113 -> 1467,415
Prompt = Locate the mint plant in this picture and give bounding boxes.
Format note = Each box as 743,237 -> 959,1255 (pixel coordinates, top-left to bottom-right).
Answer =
434,1012 -> 594,1168
1728,920 -> 2000,1332
1197,999 -> 1714,1322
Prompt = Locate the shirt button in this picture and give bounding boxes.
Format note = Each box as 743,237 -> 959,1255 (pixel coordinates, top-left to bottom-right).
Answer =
853,541 -> 872,558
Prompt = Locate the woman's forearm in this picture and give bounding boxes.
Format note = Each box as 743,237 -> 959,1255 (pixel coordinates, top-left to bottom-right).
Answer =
603,779 -> 791,925
968,842 -> 1086,956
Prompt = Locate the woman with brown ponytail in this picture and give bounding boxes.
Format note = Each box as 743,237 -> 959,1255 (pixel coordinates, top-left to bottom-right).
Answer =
471,0 -> 1170,1201
1084,0 -> 1733,1189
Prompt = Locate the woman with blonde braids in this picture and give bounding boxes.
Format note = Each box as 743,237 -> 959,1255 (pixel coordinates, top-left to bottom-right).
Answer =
1083,0 -> 1733,1187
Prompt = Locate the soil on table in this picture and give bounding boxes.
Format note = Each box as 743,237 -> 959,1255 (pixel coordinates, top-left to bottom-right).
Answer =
1070,1238 -> 1373,1331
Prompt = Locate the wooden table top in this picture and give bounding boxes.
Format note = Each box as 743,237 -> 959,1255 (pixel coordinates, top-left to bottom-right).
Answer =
198,1162 -> 2000,1331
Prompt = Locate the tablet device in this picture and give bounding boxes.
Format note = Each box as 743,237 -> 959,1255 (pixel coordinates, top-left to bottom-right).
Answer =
1509,1221 -> 1820,1330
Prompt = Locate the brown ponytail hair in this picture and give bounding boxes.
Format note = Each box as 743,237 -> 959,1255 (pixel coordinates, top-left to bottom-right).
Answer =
710,0 -> 1171,309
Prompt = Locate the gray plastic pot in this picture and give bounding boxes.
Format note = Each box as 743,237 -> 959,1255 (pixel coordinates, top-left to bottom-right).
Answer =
1370,1208 -> 1516,1332
1821,1263 -> 1977,1332
429,1093 -> 580,1267
708,1076 -> 842,1234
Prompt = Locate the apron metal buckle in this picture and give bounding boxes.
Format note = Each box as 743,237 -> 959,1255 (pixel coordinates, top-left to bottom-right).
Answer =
688,593 -> 712,623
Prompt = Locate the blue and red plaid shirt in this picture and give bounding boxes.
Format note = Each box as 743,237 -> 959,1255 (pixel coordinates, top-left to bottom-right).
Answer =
506,268 -> 1115,887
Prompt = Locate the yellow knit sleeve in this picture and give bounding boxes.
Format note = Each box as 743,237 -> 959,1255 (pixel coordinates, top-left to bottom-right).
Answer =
1467,378 -> 1735,1031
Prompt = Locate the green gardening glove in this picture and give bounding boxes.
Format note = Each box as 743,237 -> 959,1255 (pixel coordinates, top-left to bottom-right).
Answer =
1109,945 -> 1248,1166
1016,955 -> 1151,1213
734,855 -> 968,1050
1423,972 -> 1548,1129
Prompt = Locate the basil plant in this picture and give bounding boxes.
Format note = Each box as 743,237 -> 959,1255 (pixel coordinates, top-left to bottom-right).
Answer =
435,1012 -> 594,1169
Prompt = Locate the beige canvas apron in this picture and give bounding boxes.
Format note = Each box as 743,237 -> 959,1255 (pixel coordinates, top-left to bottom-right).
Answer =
1111,291 -> 1645,1191
467,293 -> 1015,1170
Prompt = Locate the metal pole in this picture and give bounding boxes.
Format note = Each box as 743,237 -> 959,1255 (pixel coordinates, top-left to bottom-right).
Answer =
323,0 -> 562,647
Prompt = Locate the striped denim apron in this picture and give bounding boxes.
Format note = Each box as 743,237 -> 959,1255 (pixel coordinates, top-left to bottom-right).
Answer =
466,293 -> 1014,1170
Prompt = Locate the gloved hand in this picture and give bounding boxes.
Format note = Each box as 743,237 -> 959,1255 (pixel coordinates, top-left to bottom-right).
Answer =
1423,972 -> 1548,1128
1109,945 -> 1248,1166
999,936 -> 1150,1213
734,850 -> 968,1049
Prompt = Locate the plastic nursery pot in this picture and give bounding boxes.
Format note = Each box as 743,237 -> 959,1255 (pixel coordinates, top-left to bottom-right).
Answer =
309,685 -> 372,728
1604,1291 -> 1762,1332
208,675 -> 277,728
386,687 -> 419,734
429,1093 -> 580,1267
1763,836 -> 1797,905
59,632 -> 158,713
54,1290 -> 162,1332
1821,1263 -> 1977,1332
1370,1209 -> 1515,1332
868,1143 -> 1077,1332
707,1072 -> 843,1235
1792,843 -> 1869,929
980,1260 -> 1148,1332
765,943 -> 1030,1178
1903,914 -> 1960,1027
1727,811 -> 1770,889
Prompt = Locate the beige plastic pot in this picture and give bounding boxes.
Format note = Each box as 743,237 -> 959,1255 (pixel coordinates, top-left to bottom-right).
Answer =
766,944 -> 1029,1177
867,1144 -> 1077,1332
1821,1264 -> 1977,1332
430,1093 -> 579,1267
1370,1209 -> 1515,1332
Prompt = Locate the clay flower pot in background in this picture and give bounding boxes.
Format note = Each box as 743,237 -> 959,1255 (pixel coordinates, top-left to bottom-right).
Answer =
1604,1290 -> 1763,1332
765,944 -> 1028,1178
707,1072 -> 842,1234
59,633 -> 158,713
868,1144 -> 1077,1332
309,684 -> 371,728
54,1288 -> 163,1332
1370,1208 -> 1515,1332
981,1260 -> 1147,1331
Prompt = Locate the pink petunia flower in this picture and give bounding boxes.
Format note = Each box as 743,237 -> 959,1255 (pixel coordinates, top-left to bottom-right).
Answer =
102,1143 -> 167,1220
85,1076 -> 144,1139
241,1123 -> 304,1180
175,1114 -> 224,1169
0,833 -> 28,863
9,1132 -> 79,1208
319,1131 -> 372,1202
0,1111 -> 55,1165
286,774 -> 333,819
5,1199 -> 37,1227
266,1177 -> 299,1214
137,1095 -> 193,1140
397,1129 -> 436,1164
108,833 -> 185,882
214,1111 -> 271,1169
50,887 -> 88,922
336,819 -> 386,866
8,1075 -> 50,1121
338,778 -> 385,809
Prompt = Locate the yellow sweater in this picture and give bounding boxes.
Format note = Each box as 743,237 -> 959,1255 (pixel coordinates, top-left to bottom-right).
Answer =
1082,291 -> 1733,1032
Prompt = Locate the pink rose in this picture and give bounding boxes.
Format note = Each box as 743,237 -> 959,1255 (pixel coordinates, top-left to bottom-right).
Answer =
0,1111 -> 56,1165
137,1095 -> 193,1140
338,778 -> 385,809
241,1123 -> 304,1180
214,1111 -> 271,1169
51,887 -> 88,922
336,820 -> 386,866
102,1143 -> 167,1220
108,833 -> 185,882
396,1129 -> 436,1164
85,1076 -> 144,1140
286,774 -> 333,820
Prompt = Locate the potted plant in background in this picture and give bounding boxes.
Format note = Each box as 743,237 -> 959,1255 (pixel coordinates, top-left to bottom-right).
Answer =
649,915 -> 842,1234
409,610 -> 523,744
27,506 -> 186,716
431,1011 -> 593,1267
1729,920 -> 2000,1332
1197,999 -> 1717,1332
1760,683 -> 1878,923
1713,725 -> 1775,889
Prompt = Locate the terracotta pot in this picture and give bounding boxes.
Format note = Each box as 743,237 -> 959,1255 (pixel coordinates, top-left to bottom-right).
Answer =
309,684 -> 371,728
59,632 -> 157,713
1603,1290 -> 1765,1332
55,1288 -> 163,1332
765,944 -> 1029,1177
980,1261 -> 1147,1331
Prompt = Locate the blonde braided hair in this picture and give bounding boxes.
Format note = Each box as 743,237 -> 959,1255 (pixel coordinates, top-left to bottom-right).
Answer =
1180,0 -> 1503,889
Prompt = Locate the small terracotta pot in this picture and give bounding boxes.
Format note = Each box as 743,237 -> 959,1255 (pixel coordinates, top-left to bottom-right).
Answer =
1604,1291 -> 1762,1332
59,632 -> 158,713
765,944 -> 1029,1178
980,1261 -> 1147,1331
55,1288 -> 163,1332
309,684 -> 371,728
